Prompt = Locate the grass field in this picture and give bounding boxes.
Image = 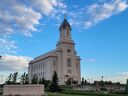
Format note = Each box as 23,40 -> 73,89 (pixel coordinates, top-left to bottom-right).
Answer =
47,92 -> 92,96
46,92 -> 128,96
46,90 -> 128,96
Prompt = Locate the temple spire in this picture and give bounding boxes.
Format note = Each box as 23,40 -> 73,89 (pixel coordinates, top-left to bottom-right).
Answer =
59,16 -> 71,31
57,16 -> 74,46
58,16 -> 72,41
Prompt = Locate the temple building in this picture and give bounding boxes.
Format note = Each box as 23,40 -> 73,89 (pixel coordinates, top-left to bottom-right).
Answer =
28,18 -> 81,85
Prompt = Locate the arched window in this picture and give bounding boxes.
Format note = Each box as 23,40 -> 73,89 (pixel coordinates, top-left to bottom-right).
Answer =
76,63 -> 79,68
67,58 -> 71,67
67,49 -> 71,53
67,29 -> 69,36
53,60 -> 56,66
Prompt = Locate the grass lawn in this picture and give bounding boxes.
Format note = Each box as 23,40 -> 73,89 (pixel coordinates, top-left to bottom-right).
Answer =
46,91 -> 128,96
46,92 -> 89,96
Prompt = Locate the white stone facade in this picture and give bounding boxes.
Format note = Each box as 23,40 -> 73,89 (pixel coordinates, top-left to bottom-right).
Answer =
28,18 -> 81,85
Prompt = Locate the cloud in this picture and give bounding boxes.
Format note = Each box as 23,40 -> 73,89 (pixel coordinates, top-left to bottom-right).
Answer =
1,0 -> 127,36
0,55 -> 32,71
0,0 -> 65,36
0,0 -> 42,36
104,72 -> 128,84
47,2 -> 67,22
84,0 -> 128,28
29,0 -> 57,15
68,0 -> 128,29
0,0 -> 66,55
90,72 -> 128,84
0,38 -> 17,55
83,58 -> 96,62
118,72 -> 128,76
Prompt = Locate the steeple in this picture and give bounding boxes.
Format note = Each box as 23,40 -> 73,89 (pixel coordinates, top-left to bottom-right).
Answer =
59,15 -> 72,41
59,16 -> 71,31
57,15 -> 74,46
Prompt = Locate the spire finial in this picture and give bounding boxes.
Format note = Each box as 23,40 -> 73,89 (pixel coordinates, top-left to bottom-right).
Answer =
64,13 -> 66,19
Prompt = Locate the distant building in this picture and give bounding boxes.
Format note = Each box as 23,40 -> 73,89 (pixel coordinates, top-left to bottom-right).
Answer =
28,18 -> 81,85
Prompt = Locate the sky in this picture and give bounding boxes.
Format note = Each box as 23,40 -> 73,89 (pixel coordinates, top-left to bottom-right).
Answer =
0,0 -> 128,84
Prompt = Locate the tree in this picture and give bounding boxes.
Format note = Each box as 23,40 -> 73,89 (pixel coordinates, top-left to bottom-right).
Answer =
108,81 -> 112,85
24,74 -> 29,84
99,80 -> 105,87
44,80 -> 51,88
20,72 -> 29,84
41,77 -> 45,84
31,74 -> 38,84
72,80 -> 78,85
12,72 -> 18,84
6,72 -> 29,85
81,77 -> 84,85
5,72 -> 19,84
84,79 -> 87,85
116,82 -> 120,86
38,77 -> 50,88
5,73 -> 13,84
65,78 -> 72,85
125,79 -> 128,93
49,71 -> 61,92
39,78 -> 42,84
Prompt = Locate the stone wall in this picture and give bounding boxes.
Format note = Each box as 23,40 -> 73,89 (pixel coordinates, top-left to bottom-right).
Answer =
3,84 -> 44,96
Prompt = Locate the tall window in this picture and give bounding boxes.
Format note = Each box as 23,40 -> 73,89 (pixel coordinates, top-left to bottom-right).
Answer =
67,29 -> 69,36
76,63 -> 78,68
43,72 -> 44,77
67,58 -> 71,67
43,62 -> 44,68
53,60 -> 56,67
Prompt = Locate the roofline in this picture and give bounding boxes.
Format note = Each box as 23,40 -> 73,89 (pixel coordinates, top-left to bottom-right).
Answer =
29,55 -> 57,64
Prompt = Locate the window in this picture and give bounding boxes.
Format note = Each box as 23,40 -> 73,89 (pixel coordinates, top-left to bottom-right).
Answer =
43,72 -> 44,77
35,65 -> 37,70
76,63 -> 78,68
53,60 -> 56,66
41,63 -> 42,69
39,64 -> 40,70
67,58 -> 71,67
67,49 -> 71,53
31,65 -> 33,71
43,62 -> 44,68
67,29 -> 69,36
